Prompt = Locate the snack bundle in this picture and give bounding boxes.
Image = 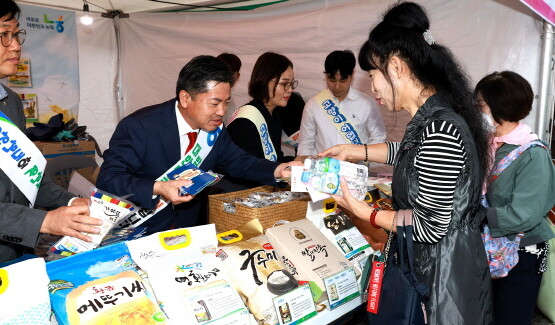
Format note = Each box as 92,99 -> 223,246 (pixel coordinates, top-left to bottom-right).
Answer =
166,162 -> 223,196
50,189 -> 136,256
301,157 -> 368,200
229,191 -> 308,208
46,242 -> 165,325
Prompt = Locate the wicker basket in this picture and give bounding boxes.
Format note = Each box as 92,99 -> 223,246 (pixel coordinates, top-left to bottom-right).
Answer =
208,185 -> 309,233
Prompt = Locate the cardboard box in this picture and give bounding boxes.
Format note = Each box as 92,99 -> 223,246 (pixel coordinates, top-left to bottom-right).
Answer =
33,140 -> 96,160
265,219 -> 357,302
34,140 -> 97,187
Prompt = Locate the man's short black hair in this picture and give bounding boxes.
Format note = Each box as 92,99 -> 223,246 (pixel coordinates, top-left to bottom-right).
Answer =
0,0 -> 21,22
176,55 -> 234,99
324,50 -> 356,79
216,53 -> 241,73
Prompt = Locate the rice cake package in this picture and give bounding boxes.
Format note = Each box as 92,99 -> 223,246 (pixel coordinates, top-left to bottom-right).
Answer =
46,242 -> 165,325
265,219 -> 358,302
0,258 -> 51,325
127,225 -> 254,324
306,199 -> 374,273
216,233 -> 298,325
154,254 -> 251,324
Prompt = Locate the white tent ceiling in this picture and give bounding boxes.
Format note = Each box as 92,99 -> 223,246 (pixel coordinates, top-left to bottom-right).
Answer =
9,0 -> 554,156
18,0 -> 299,14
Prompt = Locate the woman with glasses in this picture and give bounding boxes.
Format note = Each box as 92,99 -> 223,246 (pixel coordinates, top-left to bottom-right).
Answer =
227,52 -> 296,165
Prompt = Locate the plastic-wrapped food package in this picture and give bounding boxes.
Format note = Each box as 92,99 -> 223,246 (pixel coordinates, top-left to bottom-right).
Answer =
217,234 -> 297,325
0,258 -> 51,325
50,189 -> 136,256
301,157 -> 368,200
46,242 -> 165,325
230,191 -> 309,208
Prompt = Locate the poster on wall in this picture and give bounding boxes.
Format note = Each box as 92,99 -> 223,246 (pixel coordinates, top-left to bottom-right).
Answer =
8,57 -> 32,88
20,93 -> 39,123
0,4 -> 79,127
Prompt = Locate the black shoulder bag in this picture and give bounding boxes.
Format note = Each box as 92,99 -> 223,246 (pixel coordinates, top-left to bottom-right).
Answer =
367,212 -> 429,324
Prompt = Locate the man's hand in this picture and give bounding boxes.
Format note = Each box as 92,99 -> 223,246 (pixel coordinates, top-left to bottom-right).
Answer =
70,197 -> 90,207
40,205 -> 103,242
274,161 -> 304,178
153,179 -> 195,205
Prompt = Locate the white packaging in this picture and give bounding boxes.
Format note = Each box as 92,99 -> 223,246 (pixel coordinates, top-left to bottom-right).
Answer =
265,219 -> 358,302
217,234 -> 297,325
52,189 -> 136,254
126,225 -> 252,325
0,258 -> 51,325
296,157 -> 368,201
306,200 -> 374,273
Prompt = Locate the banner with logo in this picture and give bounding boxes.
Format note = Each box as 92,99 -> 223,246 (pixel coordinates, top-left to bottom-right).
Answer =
0,4 -> 79,127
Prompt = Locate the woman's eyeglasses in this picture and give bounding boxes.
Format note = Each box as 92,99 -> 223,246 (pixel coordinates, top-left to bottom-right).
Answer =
277,79 -> 298,91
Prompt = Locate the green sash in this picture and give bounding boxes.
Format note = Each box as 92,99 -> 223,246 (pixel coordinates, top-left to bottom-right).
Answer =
0,111 -> 46,205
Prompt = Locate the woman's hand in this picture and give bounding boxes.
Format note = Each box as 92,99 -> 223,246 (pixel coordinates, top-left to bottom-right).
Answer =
330,177 -> 373,222
318,144 -> 365,162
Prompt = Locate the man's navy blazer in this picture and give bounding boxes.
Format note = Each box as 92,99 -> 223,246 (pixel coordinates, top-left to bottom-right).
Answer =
97,98 -> 279,233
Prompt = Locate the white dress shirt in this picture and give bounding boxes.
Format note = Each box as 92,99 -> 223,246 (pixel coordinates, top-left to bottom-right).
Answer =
297,87 -> 386,156
175,102 -> 199,155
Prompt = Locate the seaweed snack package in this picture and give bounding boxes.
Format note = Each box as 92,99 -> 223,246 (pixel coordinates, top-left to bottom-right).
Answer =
216,232 -> 298,325
300,157 -> 368,201
50,188 -> 137,256
0,258 -> 51,325
46,242 -> 166,325
166,162 -> 223,196
265,219 -> 358,302
306,199 -> 374,273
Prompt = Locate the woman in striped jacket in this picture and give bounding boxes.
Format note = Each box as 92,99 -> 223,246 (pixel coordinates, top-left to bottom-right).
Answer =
321,2 -> 493,324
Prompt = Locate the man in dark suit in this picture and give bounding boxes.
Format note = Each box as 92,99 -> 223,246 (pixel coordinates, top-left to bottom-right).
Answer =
0,0 -> 102,262
97,55 -> 299,233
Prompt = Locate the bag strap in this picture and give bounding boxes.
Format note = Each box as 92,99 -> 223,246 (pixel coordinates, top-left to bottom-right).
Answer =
492,140 -> 547,181
397,212 -> 429,297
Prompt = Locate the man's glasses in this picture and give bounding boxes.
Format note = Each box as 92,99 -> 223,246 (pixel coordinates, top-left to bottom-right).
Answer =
277,79 -> 298,91
1,30 -> 26,47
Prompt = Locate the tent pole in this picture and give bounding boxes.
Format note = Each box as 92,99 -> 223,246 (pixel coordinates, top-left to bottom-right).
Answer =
537,21 -> 554,147
114,16 -> 125,122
